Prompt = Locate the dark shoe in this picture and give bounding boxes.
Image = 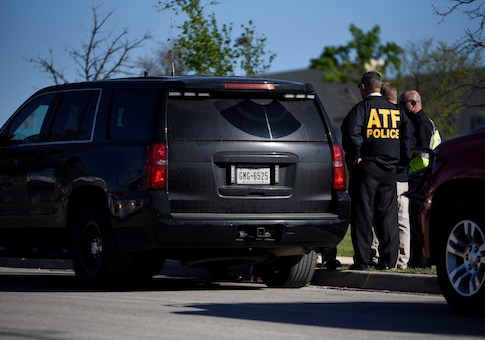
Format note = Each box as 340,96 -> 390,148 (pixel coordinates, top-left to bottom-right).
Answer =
349,264 -> 367,271
325,259 -> 341,270
408,257 -> 426,269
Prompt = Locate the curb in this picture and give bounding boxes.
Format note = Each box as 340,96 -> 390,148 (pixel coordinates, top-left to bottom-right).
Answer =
313,256 -> 441,295
311,268 -> 441,295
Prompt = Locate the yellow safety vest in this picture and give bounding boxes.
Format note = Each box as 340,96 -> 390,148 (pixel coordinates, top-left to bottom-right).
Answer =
409,119 -> 441,172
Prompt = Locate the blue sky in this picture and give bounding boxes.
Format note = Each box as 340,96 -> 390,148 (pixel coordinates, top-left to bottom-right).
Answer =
0,0 -> 469,125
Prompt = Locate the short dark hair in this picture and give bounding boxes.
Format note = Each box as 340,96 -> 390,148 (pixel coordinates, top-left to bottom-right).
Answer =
361,71 -> 382,90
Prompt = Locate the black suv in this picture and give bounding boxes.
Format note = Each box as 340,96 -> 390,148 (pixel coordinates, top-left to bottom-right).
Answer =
0,76 -> 350,288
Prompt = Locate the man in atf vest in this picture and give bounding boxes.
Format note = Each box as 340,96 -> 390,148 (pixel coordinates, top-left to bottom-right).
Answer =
399,90 -> 441,268
341,71 -> 413,271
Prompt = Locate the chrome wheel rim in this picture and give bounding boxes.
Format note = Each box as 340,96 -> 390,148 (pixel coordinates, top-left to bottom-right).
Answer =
81,221 -> 103,274
446,220 -> 485,297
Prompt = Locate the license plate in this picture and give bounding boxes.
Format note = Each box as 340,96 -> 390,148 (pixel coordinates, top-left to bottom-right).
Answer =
236,167 -> 270,184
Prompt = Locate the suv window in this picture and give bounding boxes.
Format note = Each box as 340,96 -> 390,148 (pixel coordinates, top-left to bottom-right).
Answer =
110,88 -> 159,140
7,94 -> 56,144
167,95 -> 328,141
47,90 -> 99,142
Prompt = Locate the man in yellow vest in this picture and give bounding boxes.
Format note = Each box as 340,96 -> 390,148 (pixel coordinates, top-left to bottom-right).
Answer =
399,90 -> 441,268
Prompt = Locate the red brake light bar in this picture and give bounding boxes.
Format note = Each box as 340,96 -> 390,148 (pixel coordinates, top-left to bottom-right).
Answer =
331,144 -> 346,191
145,143 -> 167,190
223,83 -> 275,90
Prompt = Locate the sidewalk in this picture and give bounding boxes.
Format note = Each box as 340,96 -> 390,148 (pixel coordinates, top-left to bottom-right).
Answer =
0,257 -> 441,295
311,256 -> 441,295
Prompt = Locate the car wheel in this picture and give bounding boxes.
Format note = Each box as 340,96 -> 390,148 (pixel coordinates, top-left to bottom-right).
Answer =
130,251 -> 166,282
72,205 -> 132,289
437,200 -> 485,316
254,250 -> 317,288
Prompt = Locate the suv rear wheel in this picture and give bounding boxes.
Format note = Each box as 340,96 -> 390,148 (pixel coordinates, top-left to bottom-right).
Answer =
254,250 -> 317,288
72,205 -> 132,288
437,199 -> 485,316
130,251 -> 166,282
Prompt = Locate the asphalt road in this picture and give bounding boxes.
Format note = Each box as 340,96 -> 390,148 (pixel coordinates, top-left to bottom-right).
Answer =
0,266 -> 483,340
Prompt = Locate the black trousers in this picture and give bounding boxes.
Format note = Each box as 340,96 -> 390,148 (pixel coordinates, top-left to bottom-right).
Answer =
408,176 -> 426,268
349,161 -> 399,269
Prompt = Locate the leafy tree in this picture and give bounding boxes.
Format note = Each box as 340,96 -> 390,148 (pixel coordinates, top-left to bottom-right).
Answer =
235,21 -> 275,77
156,0 -> 275,76
310,24 -> 403,87
27,5 -> 152,84
401,38 -> 483,139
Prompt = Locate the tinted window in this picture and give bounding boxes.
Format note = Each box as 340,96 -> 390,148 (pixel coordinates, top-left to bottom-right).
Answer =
7,94 -> 56,144
110,88 -> 159,140
168,96 -> 327,141
219,99 -> 301,138
47,91 -> 99,141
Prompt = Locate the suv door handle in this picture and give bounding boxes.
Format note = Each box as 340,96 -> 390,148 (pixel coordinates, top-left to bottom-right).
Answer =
63,156 -> 80,164
15,159 -> 29,166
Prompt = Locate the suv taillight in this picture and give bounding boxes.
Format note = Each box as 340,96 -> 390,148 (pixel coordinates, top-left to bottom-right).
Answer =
145,143 -> 167,189
331,144 -> 346,191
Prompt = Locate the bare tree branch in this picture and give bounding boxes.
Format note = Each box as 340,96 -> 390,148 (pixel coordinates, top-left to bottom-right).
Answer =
433,0 -> 485,53
426,0 -> 485,133
27,4 -> 153,83
26,46 -> 69,85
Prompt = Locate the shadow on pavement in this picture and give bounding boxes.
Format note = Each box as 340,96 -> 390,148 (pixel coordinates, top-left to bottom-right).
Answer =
172,301 -> 483,337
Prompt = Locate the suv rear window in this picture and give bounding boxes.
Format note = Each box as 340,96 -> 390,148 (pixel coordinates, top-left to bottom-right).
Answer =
167,95 -> 328,141
110,88 -> 160,140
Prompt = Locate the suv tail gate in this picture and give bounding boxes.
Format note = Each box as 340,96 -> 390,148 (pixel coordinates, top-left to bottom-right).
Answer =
164,84 -> 336,216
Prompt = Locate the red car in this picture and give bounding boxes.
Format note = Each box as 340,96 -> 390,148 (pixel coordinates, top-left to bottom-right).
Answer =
417,126 -> 485,316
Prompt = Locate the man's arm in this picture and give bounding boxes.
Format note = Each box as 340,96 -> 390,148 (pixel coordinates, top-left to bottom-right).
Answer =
341,105 -> 364,168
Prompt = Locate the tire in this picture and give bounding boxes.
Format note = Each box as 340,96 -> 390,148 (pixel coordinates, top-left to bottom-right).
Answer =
72,205 -> 132,289
254,250 -> 317,288
130,251 -> 166,282
437,199 -> 485,316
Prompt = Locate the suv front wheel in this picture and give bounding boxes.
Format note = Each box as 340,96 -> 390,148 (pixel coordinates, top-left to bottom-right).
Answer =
437,199 -> 485,316
72,205 -> 132,288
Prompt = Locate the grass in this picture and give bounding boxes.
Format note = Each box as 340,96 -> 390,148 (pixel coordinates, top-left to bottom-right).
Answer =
336,226 -> 354,257
333,226 -> 437,275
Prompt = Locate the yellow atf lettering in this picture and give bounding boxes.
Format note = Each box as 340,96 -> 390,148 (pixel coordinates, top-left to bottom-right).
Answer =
367,128 -> 400,139
390,109 -> 400,128
366,108 -> 401,139
380,109 -> 390,128
367,109 -> 381,128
